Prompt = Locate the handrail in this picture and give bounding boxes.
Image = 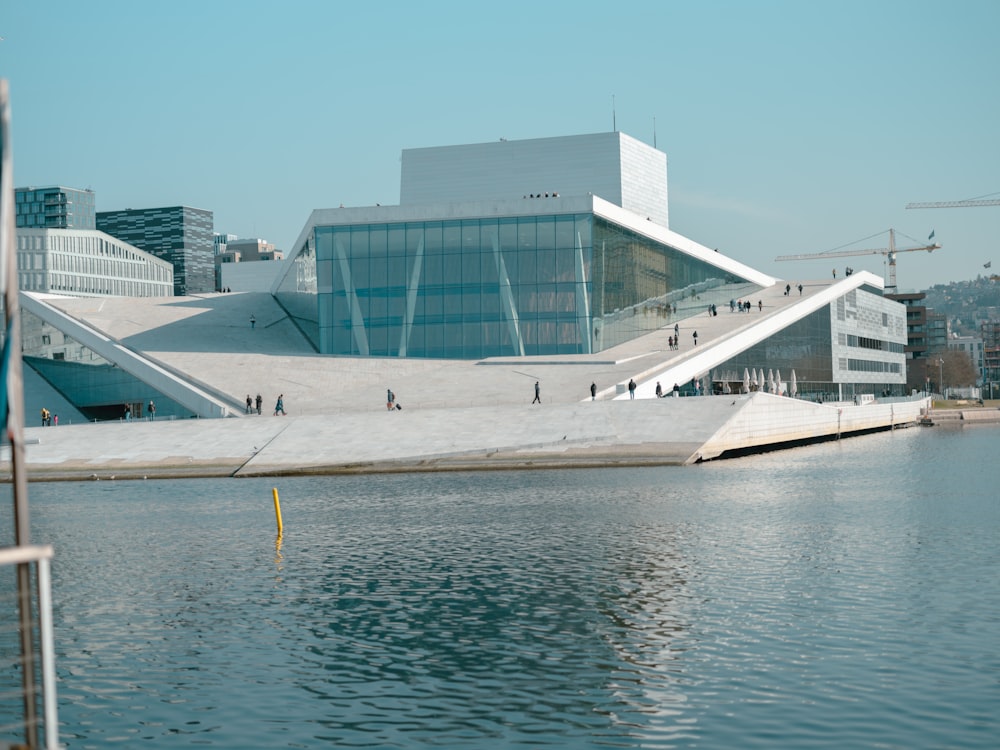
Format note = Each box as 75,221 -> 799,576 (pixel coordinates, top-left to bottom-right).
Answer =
1,544 -> 60,750
0,543 -> 53,565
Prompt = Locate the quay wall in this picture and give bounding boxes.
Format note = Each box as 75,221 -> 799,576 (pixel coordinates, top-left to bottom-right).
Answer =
5,394 -> 934,480
699,394 -> 931,460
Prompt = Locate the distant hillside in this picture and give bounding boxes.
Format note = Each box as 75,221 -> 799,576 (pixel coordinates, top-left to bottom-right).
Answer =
923,275 -> 1000,334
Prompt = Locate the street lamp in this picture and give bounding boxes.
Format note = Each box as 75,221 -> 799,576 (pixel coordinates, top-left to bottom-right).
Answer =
938,358 -> 945,399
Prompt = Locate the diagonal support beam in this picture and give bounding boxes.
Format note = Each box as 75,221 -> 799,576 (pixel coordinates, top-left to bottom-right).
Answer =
398,237 -> 424,356
491,234 -> 524,356
333,237 -> 369,356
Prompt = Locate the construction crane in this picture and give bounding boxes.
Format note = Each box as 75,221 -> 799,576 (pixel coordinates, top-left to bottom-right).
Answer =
775,228 -> 940,292
906,194 -> 1000,210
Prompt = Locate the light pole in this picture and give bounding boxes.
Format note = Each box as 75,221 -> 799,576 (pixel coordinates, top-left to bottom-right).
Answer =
938,358 -> 945,399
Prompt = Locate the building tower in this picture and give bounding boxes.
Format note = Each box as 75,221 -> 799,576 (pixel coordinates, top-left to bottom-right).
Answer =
98,206 -> 214,296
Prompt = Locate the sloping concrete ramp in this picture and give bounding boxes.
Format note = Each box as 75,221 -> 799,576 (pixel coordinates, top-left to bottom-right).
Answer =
9,394 -> 931,480
233,393 -> 930,475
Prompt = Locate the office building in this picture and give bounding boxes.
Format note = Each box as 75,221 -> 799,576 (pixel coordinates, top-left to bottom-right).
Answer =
98,206 -> 214,296
16,228 -> 173,298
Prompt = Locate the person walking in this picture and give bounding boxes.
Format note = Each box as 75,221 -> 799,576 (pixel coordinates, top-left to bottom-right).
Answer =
246,394 -> 253,414
655,381 -> 663,398
674,322 -> 679,338
798,283 -> 803,295
124,403 -> 131,422
250,314 -> 256,329
387,388 -> 395,411
147,400 -> 156,421
758,300 -> 763,312
274,394 -> 286,416
692,330 -> 698,346
532,381 -> 541,404
590,382 -> 597,401
628,379 -> 636,399
255,393 -> 262,415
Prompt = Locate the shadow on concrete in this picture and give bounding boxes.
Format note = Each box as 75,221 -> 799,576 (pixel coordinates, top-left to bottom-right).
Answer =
115,293 -> 316,355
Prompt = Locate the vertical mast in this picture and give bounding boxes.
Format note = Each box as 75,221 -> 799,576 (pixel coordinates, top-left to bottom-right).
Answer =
1,78 -> 39,749
887,228 -> 897,290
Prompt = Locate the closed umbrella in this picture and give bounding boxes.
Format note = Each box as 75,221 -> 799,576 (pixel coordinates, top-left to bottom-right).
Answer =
767,369 -> 774,393
775,369 -> 782,395
791,370 -> 798,397
743,368 -> 751,393
751,369 -> 758,390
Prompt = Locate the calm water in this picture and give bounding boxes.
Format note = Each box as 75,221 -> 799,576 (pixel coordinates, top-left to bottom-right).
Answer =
12,425 -> 1000,748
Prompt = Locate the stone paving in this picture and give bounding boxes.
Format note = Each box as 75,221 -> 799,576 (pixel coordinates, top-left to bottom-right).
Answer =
10,278 -> 889,480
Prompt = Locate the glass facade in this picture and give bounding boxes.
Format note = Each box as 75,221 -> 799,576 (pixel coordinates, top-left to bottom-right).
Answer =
21,309 -> 192,421
15,186 -> 96,229
277,212 -> 761,359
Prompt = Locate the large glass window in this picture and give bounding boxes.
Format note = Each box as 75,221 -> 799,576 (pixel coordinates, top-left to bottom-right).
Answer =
299,213 -> 759,358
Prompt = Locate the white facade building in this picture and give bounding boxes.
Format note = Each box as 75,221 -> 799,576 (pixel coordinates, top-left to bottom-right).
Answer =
400,131 -> 669,226
17,228 -> 173,297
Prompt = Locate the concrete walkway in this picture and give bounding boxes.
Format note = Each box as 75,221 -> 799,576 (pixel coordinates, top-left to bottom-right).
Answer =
32,280 -> 826,419
8,392 -> 936,481
8,278 -> 938,481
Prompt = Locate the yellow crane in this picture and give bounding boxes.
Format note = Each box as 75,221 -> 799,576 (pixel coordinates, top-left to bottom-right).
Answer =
775,228 -> 940,292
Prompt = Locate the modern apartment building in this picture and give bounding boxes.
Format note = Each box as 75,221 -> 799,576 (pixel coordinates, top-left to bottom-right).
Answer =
15,185 -> 96,229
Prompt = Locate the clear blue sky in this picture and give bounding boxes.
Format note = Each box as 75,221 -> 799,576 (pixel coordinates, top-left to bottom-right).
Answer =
3,0 -> 998,291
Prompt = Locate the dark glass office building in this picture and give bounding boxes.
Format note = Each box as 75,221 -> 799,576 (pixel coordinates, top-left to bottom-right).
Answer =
97,206 -> 214,296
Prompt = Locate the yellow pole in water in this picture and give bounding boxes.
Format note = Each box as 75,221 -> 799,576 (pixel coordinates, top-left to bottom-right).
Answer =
272,487 -> 283,536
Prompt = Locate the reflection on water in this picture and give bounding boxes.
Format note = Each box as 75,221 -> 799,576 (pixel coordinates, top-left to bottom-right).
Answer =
19,426 -> 1000,748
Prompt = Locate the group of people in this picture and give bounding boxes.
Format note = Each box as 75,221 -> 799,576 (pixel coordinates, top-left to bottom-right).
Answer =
730,299 -> 761,313
121,401 -> 156,422
39,407 -> 55,426
654,381 -> 683,398
245,393 -> 286,416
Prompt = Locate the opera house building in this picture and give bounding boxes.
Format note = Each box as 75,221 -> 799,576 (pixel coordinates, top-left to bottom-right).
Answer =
18,132 -> 907,421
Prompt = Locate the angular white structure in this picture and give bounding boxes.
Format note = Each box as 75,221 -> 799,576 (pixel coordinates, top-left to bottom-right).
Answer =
400,131 -> 669,226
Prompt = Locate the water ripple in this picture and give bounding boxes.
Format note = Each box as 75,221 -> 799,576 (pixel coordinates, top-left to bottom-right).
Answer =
17,427 -> 1000,748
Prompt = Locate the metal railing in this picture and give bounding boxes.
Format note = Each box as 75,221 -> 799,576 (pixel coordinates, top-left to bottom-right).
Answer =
0,544 -> 59,750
